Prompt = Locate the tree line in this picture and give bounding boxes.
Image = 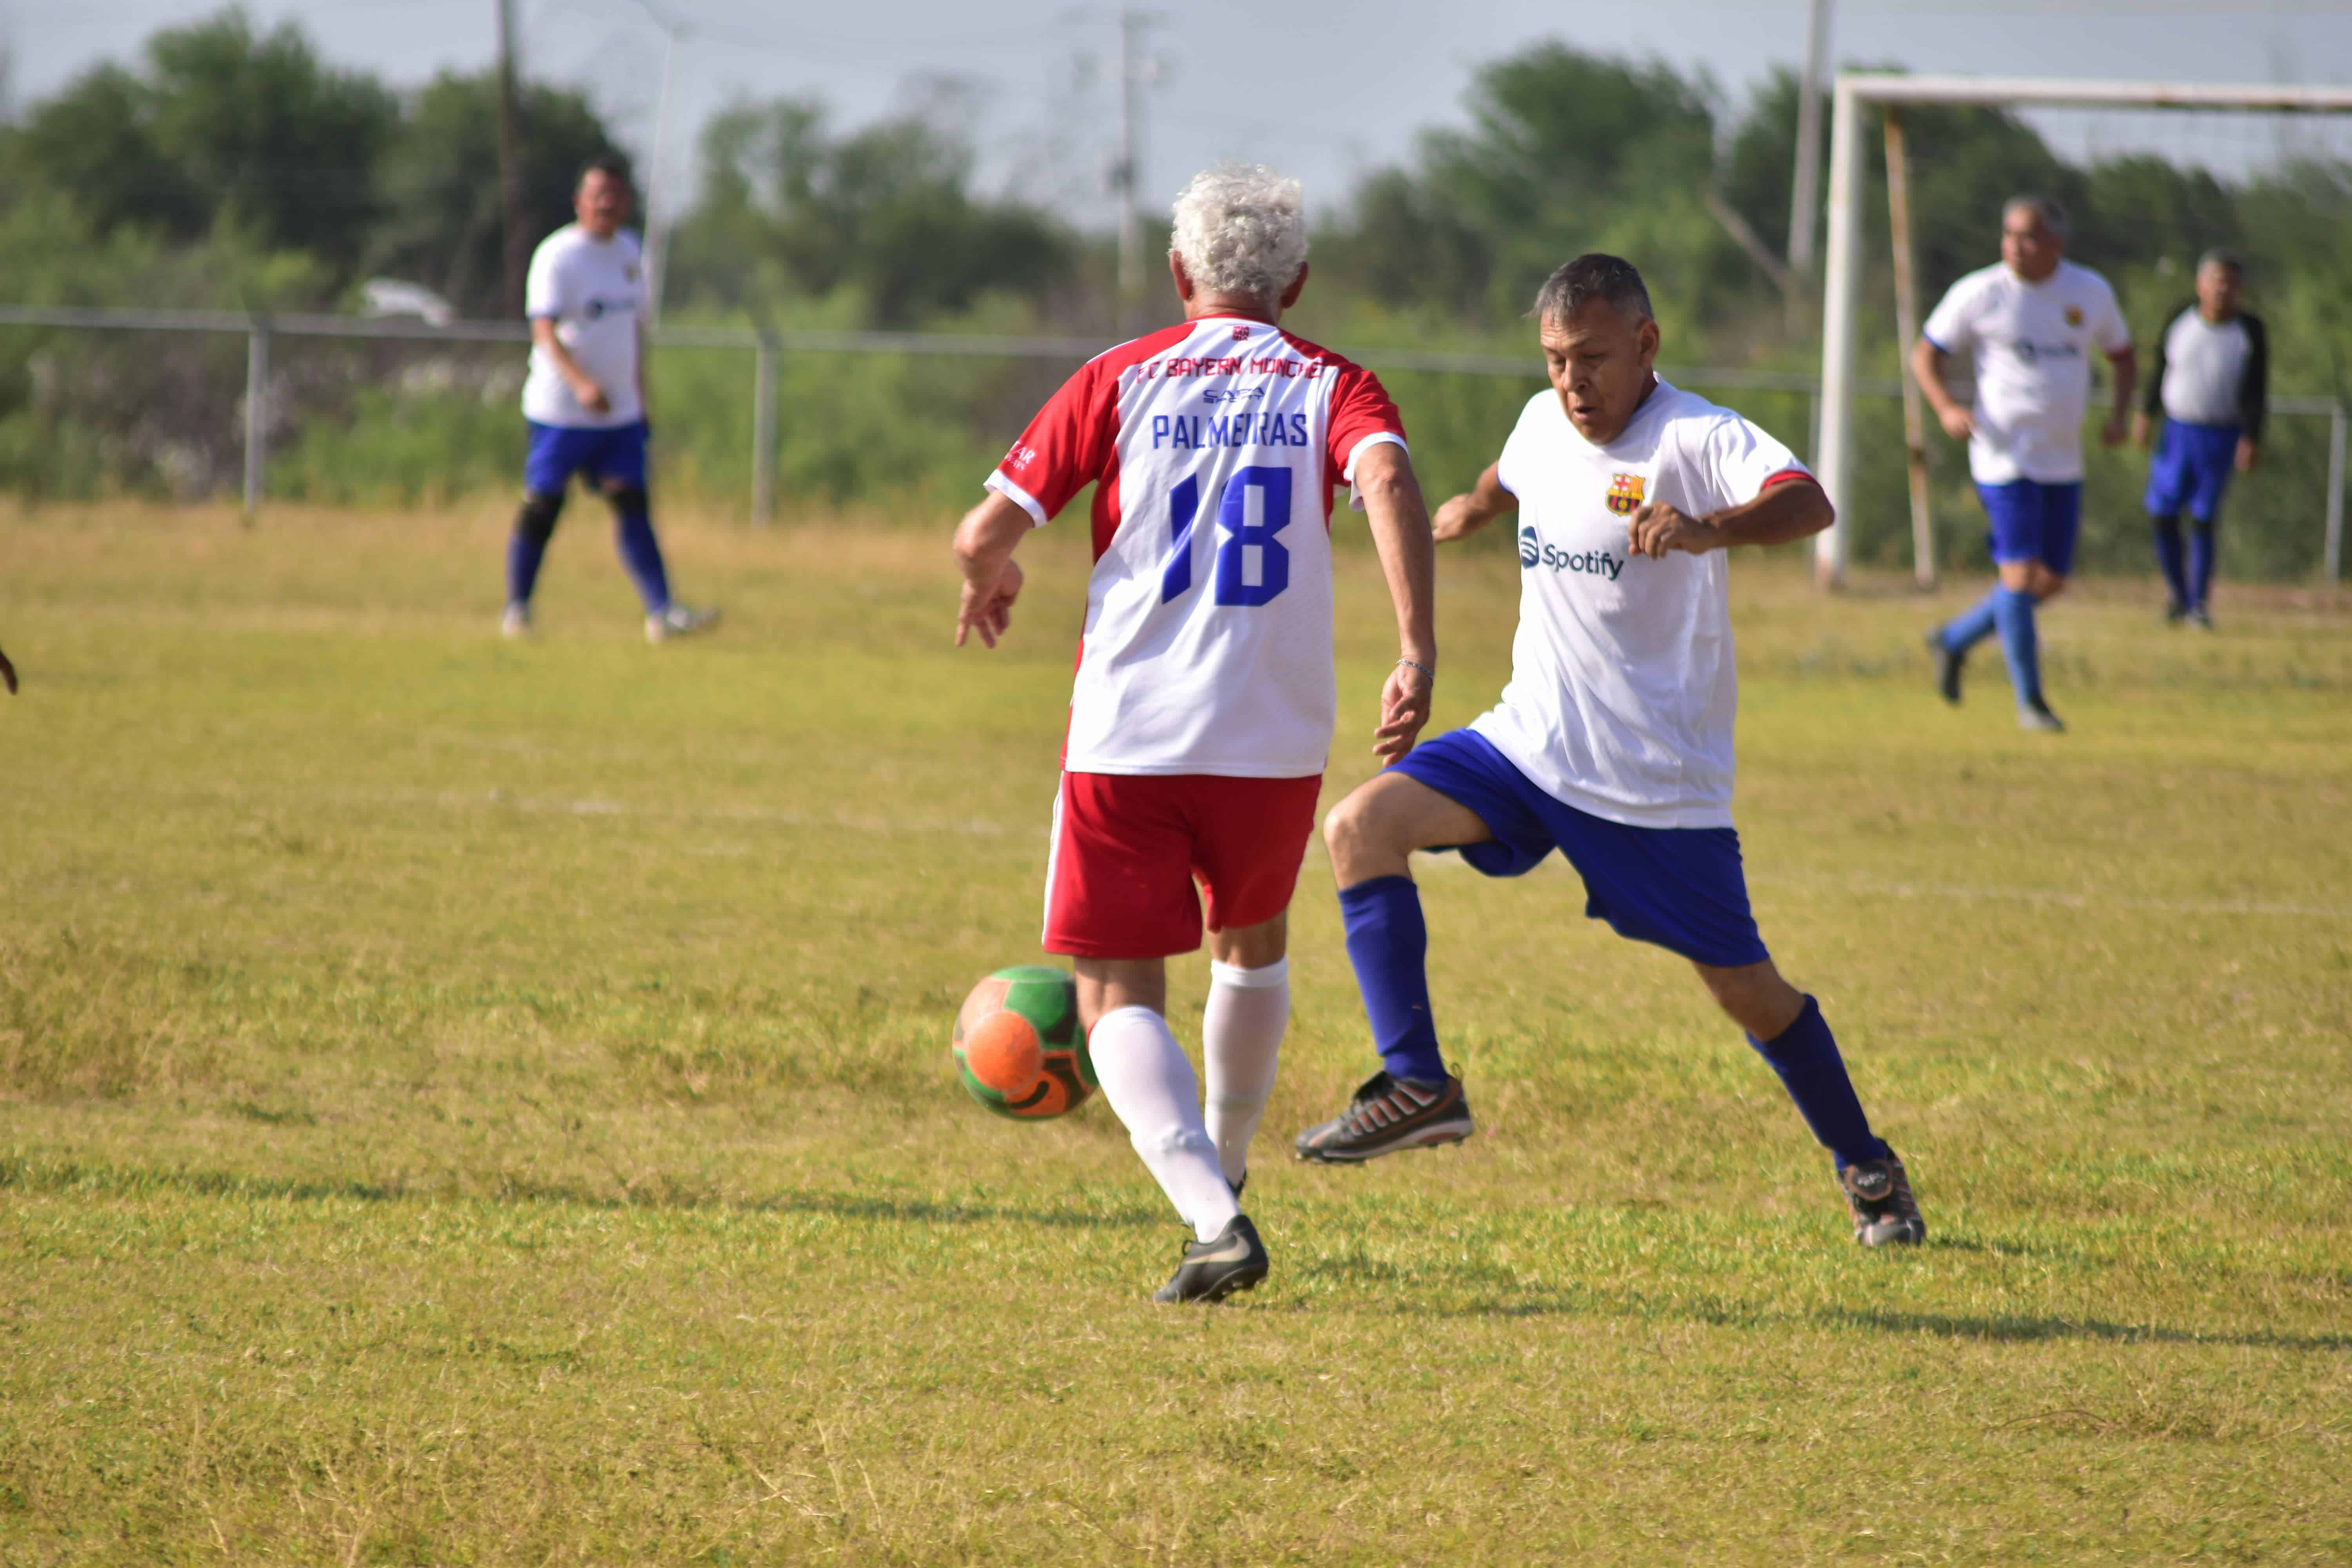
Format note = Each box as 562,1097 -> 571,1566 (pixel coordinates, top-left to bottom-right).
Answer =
4,9 -> 2351,575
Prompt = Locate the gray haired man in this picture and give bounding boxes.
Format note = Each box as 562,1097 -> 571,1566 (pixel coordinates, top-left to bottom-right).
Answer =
949,165 -> 1441,1303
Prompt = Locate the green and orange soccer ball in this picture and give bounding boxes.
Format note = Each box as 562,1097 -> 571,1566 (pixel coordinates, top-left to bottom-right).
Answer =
951,965 -> 1096,1120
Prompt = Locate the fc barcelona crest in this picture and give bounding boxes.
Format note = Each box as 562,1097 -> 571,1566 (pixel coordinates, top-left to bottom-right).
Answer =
2063,305 -> 2083,327
1605,473 -> 1645,516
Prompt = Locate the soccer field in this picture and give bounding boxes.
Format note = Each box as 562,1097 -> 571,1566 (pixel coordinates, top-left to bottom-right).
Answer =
2,501 -> 2348,1564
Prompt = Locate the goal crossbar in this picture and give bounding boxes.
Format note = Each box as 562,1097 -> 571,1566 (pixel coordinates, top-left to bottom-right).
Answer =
1814,73 -> 2352,586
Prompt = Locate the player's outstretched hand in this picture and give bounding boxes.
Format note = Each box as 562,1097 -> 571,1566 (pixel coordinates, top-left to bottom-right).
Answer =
1373,660 -> 1433,761
0,644 -> 15,695
2100,410 -> 2129,449
1430,494 -> 1490,544
1627,501 -> 1719,559
2237,436 -> 2260,474
1935,404 -> 1977,443
955,559 -> 1024,649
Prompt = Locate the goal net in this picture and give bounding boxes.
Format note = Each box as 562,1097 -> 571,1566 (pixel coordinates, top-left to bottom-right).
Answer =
1812,74 -> 2352,588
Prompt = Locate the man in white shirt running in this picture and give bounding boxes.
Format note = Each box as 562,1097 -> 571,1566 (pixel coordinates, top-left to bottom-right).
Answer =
952,165 -> 1440,1301
2135,250 -> 2266,629
503,157 -> 716,645
1291,254 -> 1925,1250
1916,196 -> 2135,731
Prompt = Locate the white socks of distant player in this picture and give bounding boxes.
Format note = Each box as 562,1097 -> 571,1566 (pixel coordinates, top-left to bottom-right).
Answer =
1089,1005 -> 1241,1242
1202,958 -> 1288,1186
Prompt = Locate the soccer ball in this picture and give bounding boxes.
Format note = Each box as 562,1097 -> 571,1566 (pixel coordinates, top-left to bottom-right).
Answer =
951,965 -> 1095,1120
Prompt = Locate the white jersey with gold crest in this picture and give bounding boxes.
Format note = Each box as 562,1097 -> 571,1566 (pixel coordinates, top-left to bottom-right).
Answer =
1469,379 -> 1808,829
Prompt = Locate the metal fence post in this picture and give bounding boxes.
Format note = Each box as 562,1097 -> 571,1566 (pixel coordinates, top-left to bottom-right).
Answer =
243,317 -> 270,519
753,331 -> 779,524
2328,401 -> 2347,583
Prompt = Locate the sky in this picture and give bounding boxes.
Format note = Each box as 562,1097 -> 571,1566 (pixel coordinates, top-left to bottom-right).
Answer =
11,0 -> 2352,232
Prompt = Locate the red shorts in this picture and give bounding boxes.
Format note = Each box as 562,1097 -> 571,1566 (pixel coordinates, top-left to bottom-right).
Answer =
1042,771 -> 1324,960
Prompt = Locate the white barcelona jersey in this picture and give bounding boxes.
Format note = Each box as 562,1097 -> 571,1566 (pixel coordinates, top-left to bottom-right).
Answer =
987,315 -> 1407,778
1921,260 -> 2130,485
521,224 -> 646,428
1471,380 -> 1809,829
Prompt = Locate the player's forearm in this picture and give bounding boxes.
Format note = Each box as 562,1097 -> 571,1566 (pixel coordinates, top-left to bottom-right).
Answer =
1357,446 -> 1438,667
2107,347 -> 2138,418
1910,339 -> 1962,417
532,320 -> 596,393
1707,479 -> 1834,549
953,491 -> 1032,586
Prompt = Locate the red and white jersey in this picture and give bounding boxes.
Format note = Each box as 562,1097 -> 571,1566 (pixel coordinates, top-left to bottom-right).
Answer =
987,315 -> 1407,778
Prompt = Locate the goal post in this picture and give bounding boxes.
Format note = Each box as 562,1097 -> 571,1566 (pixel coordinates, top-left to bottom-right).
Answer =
1813,73 -> 2352,587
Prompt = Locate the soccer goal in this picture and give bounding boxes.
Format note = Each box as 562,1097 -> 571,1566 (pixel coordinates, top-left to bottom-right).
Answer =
1812,73 -> 2352,588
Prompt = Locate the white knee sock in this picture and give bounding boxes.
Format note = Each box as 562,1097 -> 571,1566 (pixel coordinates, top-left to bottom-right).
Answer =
1202,957 -> 1288,1186
1089,1005 -> 1242,1241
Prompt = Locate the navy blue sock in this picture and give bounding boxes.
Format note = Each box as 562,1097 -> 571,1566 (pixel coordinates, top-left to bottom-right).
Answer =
1746,995 -> 1890,1170
2188,524 -> 2216,611
614,503 -> 671,613
1993,585 -> 2042,708
1337,876 -> 1445,1083
2151,516 -> 2189,608
1937,588 -> 2001,655
506,529 -> 548,607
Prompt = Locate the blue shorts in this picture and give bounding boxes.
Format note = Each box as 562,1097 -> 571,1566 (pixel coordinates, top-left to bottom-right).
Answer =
1390,728 -> 1771,969
2144,419 -> 2239,525
1976,479 -> 2082,576
524,420 -> 648,497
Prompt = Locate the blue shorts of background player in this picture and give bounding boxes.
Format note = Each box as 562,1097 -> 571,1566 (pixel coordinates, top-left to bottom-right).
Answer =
1977,477 -> 2082,577
1392,728 -> 1769,969
2143,419 -> 2239,621
524,419 -> 649,495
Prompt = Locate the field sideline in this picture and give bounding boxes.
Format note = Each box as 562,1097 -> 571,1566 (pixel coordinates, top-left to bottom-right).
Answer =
2,500 -> 2348,1564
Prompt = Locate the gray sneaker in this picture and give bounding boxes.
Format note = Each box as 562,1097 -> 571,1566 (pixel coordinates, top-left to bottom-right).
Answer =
646,603 -> 720,644
1840,1153 -> 1926,1247
500,602 -> 532,639
2018,701 -> 2065,733
1294,1070 -> 1474,1163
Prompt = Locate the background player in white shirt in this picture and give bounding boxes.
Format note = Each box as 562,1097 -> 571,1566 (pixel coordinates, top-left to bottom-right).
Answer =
1292,254 -> 1925,1249
951,165 -> 1440,1302
2135,250 -> 2267,628
1916,196 -> 2136,731
502,157 -> 716,645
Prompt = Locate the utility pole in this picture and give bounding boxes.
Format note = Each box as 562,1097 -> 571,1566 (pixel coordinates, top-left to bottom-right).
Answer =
495,0 -> 529,318
627,0 -> 687,326
1114,9 -> 1163,314
1786,0 -> 1832,323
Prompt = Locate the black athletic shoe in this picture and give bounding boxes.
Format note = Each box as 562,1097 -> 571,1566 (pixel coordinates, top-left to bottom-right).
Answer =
1925,630 -> 1964,706
1293,1070 -> 1474,1163
2164,601 -> 2190,626
1152,1214 -> 1268,1304
1840,1152 -> 1926,1247
2188,606 -> 2214,632
2018,700 -> 2066,733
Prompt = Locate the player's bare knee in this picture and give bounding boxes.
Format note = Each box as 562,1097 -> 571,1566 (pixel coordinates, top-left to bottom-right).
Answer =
1321,789 -> 1397,885
1695,960 -> 1801,1038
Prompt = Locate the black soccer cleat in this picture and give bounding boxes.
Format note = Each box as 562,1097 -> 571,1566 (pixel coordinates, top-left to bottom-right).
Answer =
1840,1152 -> 1926,1247
2017,700 -> 2066,733
1293,1069 -> 1474,1163
1152,1214 -> 1268,1305
1925,630 -> 1964,706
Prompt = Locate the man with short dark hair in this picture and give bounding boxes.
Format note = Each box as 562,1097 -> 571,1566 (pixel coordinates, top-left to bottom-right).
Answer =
502,157 -> 717,644
2136,250 -> 2266,629
1290,252 -> 1925,1249
1915,196 -> 2135,731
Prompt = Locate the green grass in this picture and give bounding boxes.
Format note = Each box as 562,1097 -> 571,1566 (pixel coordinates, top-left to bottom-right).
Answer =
2,499 -> 2348,1564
